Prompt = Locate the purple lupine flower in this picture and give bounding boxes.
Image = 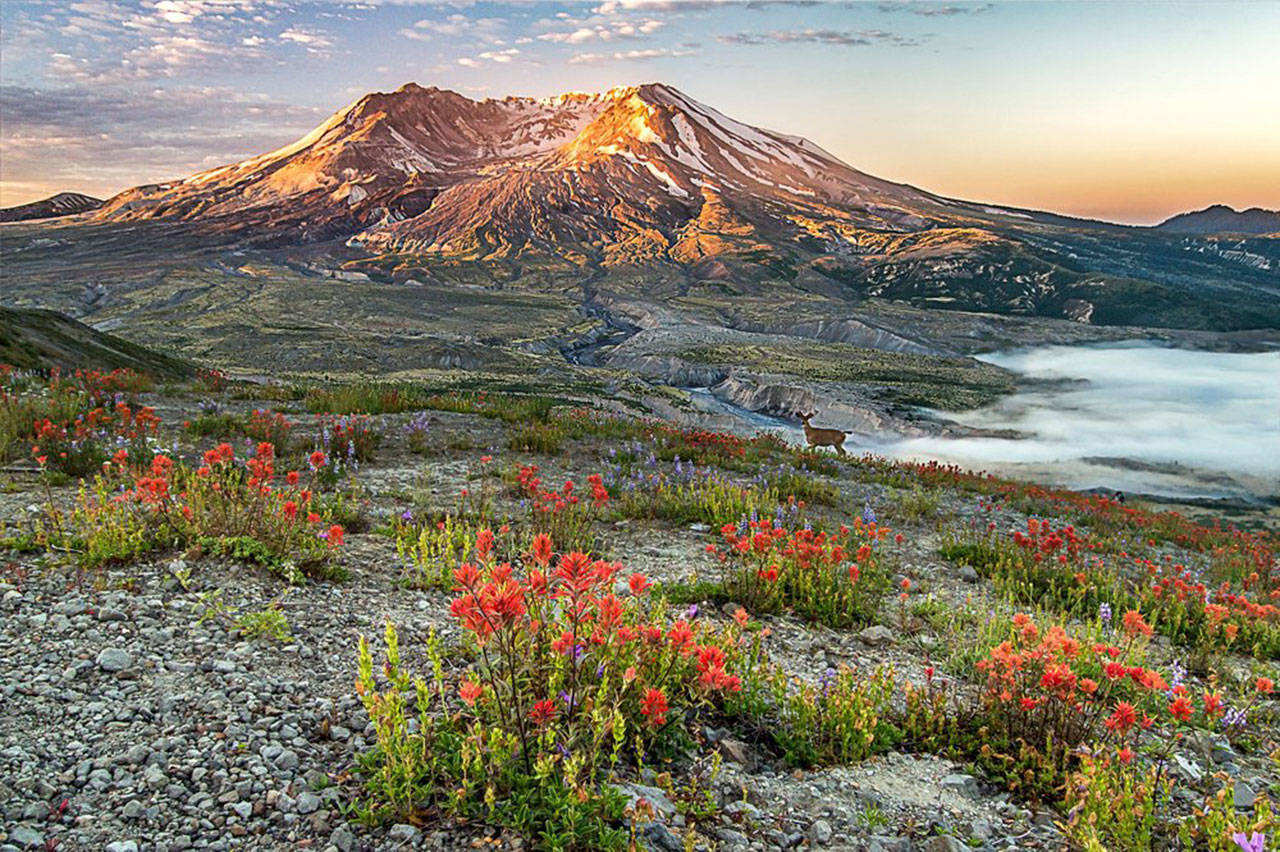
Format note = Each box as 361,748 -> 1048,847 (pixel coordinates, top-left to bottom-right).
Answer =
686,604 -> 699,620
1098,603 -> 1112,624
862,503 -> 876,525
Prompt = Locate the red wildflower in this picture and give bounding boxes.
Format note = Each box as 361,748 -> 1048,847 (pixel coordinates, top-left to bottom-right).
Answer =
459,680 -> 482,707
1105,702 -> 1137,734
640,688 -> 669,727
529,699 -> 557,725
1168,696 -> 1194,722
324,524 -> 345,547
1121,609 -> 1153,638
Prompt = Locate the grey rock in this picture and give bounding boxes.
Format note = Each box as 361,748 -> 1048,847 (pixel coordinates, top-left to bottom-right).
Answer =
105,843 -> 139,852
273,749 -> 299,772
297,791 -> 321,814
940,773 -> 979,797
858,625 -> 895,647
331,824 -> 357,852
1235,780 -> 1257,809
611,783 -> 678,821
96,647 -> 133,672
808,819 -> 833,845
643,822 -> 684,852
9,827 -> 43,849
388,824 -> 421,844
122,799 -> 146,820
230,801 -> 252,820
923,837 -> 967,852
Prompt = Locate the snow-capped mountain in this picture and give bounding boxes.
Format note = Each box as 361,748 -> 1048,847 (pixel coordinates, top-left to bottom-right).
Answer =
87,83 -> 1279,330
95,83 -> 986,250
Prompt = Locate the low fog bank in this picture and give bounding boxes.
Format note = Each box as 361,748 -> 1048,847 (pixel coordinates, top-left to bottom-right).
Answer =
874,343 -> 1279,501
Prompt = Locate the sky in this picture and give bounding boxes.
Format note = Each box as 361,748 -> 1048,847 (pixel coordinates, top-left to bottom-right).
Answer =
1,0 -> 1277,224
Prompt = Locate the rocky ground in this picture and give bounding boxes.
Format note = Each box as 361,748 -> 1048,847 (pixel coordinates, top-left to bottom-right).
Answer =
1,396 -> 1275,851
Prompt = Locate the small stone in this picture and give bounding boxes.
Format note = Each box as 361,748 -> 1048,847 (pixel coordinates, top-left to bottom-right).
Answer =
273,749 -> 299,772
724,800 -> 760,820
10,826 -> 44,848
858,625 -> 895,647
388,824 -> 421,844
122,800 -> 146,820
807,819 -> 833,846
643,822 -> 683,852
230,801 -> 252,820
923,837 -> 967,852
96,647 -> 133,672
1234,781 -> 1257,809
105,843 -> 139,852
297,791 -> 321,814
611,783 -> 677,821
331,824 -> 357,852
940,773 -> 978,797
718,739 -> 752,767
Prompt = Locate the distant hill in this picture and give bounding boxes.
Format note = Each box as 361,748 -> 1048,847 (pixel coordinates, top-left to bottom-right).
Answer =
0,306 -> 195,377
1156,204 -> 1280,235
0,192 -> 103,223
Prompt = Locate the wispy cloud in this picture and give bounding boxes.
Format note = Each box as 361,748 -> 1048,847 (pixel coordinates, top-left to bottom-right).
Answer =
877,2 -> 992,16
718,28 -> 923,47
568,46 -> 695,64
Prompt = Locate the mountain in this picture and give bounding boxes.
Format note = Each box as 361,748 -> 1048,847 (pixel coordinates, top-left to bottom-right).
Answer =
1156,204 -> 1280,235
77,83 -> 1280,331
0,192 -> 102,223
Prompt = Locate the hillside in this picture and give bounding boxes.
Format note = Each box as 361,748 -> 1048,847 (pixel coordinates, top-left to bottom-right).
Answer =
0,306 -> 195,377
0,192 -> 103,223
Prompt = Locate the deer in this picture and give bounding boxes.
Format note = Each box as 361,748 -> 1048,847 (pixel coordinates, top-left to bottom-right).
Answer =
799,411 -> 848,455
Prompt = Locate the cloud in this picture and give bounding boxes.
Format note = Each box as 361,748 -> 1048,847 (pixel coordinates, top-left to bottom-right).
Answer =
538,17 -> 665,44
718,27 -> 924,47
36,0 -> 294,84
568,47 -> 696,64
278,26 -> 335,51
877,2 -> 993,15
0,83 -> 324,201
478,48 -> 519,62
400,13 -> 506,42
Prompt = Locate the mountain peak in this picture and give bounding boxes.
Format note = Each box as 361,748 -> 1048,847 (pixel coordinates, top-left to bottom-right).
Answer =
1157,204 -> 1280,235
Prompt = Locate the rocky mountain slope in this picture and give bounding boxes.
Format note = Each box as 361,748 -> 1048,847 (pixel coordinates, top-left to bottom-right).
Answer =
0,191 -> 102,223
83,83 -> 1280,333
1157,204 -> 1280,235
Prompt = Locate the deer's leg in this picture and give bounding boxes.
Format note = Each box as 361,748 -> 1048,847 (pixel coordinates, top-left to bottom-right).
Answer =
835,441 -> 846,456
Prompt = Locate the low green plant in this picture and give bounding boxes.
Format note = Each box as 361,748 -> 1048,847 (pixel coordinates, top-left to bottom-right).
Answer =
770,666 -> 899,767
508,421 -> 566,455
235,606 -> 293,643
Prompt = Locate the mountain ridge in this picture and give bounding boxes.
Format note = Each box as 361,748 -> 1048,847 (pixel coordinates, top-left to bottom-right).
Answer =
0,191 -> 103,223
1156,204 -> 1280,235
